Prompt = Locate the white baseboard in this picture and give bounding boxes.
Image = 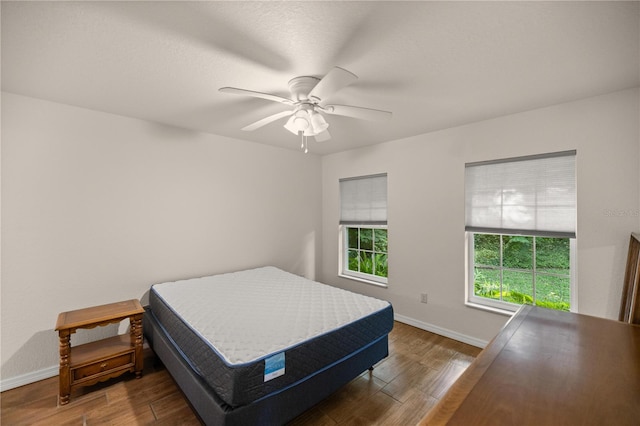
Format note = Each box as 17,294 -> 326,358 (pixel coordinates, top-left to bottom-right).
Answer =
0,342 -> 153,392
394,314 -> 488,349
1,319 -> 485,392
0,365 -> 58,392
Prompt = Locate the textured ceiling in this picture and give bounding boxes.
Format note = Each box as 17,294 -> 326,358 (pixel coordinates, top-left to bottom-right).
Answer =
2,1 -> 639,155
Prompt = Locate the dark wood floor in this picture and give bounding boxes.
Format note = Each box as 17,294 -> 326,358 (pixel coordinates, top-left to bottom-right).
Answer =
1,322 -> 482,425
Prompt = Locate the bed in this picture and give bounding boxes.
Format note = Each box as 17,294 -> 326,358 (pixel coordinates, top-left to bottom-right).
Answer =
143,266 -> 394,425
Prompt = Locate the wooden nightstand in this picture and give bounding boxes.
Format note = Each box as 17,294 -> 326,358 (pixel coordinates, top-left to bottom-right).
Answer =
55,299 -> 144,405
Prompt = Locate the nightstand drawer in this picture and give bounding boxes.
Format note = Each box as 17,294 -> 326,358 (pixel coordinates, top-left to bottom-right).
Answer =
72,352 -> 134,381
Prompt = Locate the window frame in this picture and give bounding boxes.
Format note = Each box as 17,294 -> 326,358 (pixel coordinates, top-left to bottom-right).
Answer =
465,151 -> 577,314
339,224 -> 388,287
466,231 -> 577,314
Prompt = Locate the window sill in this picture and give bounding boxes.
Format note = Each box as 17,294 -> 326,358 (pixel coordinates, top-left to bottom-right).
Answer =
465,301 -> 515,317
338,273 -> 388,288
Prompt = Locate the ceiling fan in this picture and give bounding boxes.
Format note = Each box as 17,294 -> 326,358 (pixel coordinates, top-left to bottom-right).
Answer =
219,67 -> 392,152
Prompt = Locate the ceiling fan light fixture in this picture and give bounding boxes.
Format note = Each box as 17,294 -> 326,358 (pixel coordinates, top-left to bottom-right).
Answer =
294,116 -> 309,130
309,111 -> 329,133
284,112 -> 309,134
283,115 -> 297,134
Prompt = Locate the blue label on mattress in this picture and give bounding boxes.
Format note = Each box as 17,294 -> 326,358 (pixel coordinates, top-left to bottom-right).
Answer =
264,352 -> 285,382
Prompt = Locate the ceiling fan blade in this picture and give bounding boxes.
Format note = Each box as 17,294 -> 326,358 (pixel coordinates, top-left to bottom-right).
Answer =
323,104 -> 392,121
314,130 -> 331,142
241,110 -> 293,131
307,67 -> 358,103
219,87 -> 295,105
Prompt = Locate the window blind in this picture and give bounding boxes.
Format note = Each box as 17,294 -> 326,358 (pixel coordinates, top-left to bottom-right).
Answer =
465,151 -> 576,238
340,173 -> 387,225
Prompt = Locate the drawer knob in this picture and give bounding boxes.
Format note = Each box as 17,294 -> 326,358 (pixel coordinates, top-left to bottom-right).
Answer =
100,362 -> 108,369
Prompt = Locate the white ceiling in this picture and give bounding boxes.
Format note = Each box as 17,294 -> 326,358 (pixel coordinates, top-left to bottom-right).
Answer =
2,1 -> 639,155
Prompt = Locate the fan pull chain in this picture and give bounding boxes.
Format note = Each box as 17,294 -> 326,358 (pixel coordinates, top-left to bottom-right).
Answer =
300,133 -> 308,154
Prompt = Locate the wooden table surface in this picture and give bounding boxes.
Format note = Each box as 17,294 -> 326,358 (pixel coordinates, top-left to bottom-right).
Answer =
419,306 -> 640,425
56,299 -> 144,331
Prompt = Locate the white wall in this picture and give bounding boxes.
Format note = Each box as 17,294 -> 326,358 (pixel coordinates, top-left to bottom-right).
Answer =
0,92 -> 322,387
321,88 -> 640,345
2,88 -> 638,389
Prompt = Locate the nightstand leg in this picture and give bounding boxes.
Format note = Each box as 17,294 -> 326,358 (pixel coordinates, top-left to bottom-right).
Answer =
131,313 -> 143,378
58,330 -> 71,405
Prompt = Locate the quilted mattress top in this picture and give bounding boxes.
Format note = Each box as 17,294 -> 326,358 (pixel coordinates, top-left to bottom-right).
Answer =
151,266 -> 391,366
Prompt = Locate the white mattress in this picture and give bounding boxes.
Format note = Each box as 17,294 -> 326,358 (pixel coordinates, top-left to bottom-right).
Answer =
151,266 -> 391,366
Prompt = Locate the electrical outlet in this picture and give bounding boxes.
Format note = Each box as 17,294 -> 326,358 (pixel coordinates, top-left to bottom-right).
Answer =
420,293 -> 428,304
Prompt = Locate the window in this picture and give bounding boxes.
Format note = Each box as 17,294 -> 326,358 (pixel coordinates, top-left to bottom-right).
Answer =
465,151 -> 576,312
345,226 -> 388,281
339,174 -> 388,286
470,233 -> 574,311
